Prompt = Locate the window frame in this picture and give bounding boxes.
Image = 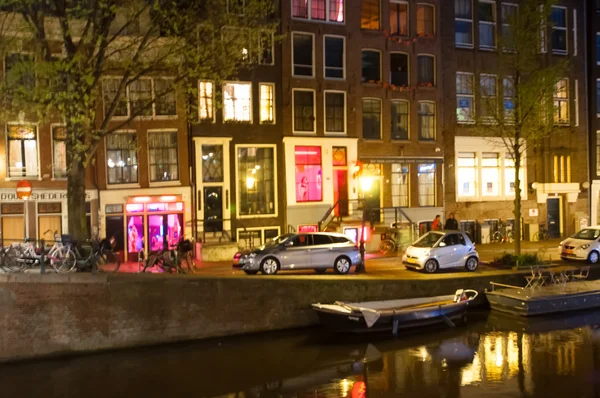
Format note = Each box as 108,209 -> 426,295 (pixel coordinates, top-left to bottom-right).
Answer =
235,144 -> 278,219
102,76 -> 177,119
361,49 -> 382,83
455,0 -> 474,48
292,88 -> 316,134
323,35 -> 346,80
198,80 -> 215,123
147,130 -> 179,183
478,0 -> 497,50
457,152 -> 477,199
418,101 -> 436,141
417,163 -> 436,207
105,130 -> 139,186
391,99 -> 410,140
222,81 -> 253,123
390,0 -> 409,36
323,90 -> 347,135
5,122 -> 40,180
416,3 -> 435,37
291,0 -> 346,24
51,124 -> 67,180
416,54 -> 435,87
390,51 -> 409,87
391,163 -> 410,207
456,72 -> 475,124
292,32 -> 315,78
362,97 -> 382,140
553,78 -> 569,125
503,76 -> 515,122
361,0 -> 381,30
259,82 -> 276,124
550,5 -> 568,55
480,73 -> 497,122
501,3 -> 518,52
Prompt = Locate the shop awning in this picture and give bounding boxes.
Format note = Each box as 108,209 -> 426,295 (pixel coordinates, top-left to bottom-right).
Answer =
358,156 -> 444,164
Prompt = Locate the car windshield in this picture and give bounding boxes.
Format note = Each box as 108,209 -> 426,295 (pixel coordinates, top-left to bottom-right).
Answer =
262,234 -> 293,249
571,229 -> 600,240
413,232 -> 445,248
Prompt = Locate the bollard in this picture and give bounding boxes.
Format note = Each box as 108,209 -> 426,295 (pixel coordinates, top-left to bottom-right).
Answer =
40,239 -> 45,274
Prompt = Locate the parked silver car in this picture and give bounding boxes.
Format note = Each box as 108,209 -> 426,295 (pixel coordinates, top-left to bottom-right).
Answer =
558,226 -> 600,263
402,231 -> 479,273
232,232 -> 362,275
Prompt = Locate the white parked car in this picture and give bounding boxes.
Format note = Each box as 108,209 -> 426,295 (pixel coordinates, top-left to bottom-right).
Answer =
558,227 -> 600,264
402,231 -> 479,273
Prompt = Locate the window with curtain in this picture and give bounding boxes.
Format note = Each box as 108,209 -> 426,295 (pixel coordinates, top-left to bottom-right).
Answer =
325,91 -> 345,133
102,77 -> 128,116
106,133 -> 138,184
148,132 -> 178,182
391,164 -> 409,207
553,78 -> 569,124
223,82 -> 252,122
237,146 -> 276,216
457,153 -> 476,197
390,1 -> 408,36
361,0 -> 380,30
292,0 -> 344,22
391,100 -> 409,140
7,124 -> 38,178
417,4 -> 434,36
259,83 -> 275,124
455,0 -> 473,47
418,164 -> 435,206
481,152 -> 499,196
154,78 -> 176,116
362,99 -> 381,140
294,90 -> 315,132
417,55 -> 434,86
418,102 -> 435,140
198,81 -> 214,121
128,79 -> 153,116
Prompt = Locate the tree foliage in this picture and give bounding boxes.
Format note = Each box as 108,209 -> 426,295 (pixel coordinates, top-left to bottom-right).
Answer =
0,0 -> 277,238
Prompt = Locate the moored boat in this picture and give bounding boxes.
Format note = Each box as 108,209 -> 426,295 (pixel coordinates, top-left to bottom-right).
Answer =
311,289 -> 479,334
486,280 -> 600,317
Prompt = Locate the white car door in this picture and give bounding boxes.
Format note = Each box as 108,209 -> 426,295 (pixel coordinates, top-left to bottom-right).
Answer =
436,234 -> 464,268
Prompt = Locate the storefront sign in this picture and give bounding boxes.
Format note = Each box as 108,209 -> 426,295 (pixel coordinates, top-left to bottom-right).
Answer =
359,157 -> 444,164
38,202 -> 62,214
298,224 -> 318,233
0,191 -> 92,201
1,203 -> 24,214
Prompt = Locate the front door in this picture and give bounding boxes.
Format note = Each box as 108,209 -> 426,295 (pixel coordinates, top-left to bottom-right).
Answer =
547,198 -> 561,238
204,187 -> 223,232
333,170 -> 349,217
364,178 -> 381,223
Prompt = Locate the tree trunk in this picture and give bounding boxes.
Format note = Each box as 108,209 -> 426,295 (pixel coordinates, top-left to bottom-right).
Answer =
514,149 -> 522,257
67,156 -> 89,239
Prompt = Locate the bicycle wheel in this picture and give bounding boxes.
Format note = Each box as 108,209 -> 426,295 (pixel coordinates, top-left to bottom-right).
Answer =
379,240 -> 396,255
2,246 -> 21,272
55,249 -> 77,274
102,250 -> 121,272
491,231 -> 503,244
506,231 -> 514,243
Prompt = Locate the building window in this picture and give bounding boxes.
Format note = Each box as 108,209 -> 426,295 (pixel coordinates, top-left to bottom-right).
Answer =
596,132 -> 600,175
52,125 -> 67,179
390,1 -> 408,36
223,82 -> 251,122
237,146 -> 276,216
479,1 -> 496,49
362,98 -> 381,140
418,102 -> 435,140
417,4 -> 434,36
417,55 -> 434,86
292,0 -> 344,23
293,90 -> 315,132
390,53 -> 408,86
501,3 -> 517,51
324,36 -> 345,79
128,79 -> 153,116
553,155 -> 571,183
325,91 -> 345,133
597,33 -> 600,64
106,133 -> 138,184
457,153 -> 476,197
292,32 -> 314,77
295,146 -> 322,202
362,50 -> 381,82
259,83 -> 275,124
391,100 -> 409,140
456,72 -> 474,123
480,74 -> 497,120
4,53 -> 35,91
554,78 -> 569,125
103,77 -> 176,118
154,78 -> 177,116
361,0 -> 380,30
503,77 -> 515,121
7,124 -> 38,178
481,152 -> 499,196
455,0 -> 473,47
202,145 -> 223,183
102,78 -> 128,117
198,81 -> 214,122
551,6 -> 567,54
391,164 -> 409,207
418,163 -> 435,207
259,31 -> 274,65
148,132 -> 178,182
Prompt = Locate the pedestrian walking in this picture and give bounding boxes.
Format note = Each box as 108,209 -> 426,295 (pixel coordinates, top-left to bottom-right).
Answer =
445,213 -> 459,230
432,215 -> 442,231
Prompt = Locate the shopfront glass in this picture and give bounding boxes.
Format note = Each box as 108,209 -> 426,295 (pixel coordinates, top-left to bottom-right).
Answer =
127,216 -> 144,255
148,213 -> 183,251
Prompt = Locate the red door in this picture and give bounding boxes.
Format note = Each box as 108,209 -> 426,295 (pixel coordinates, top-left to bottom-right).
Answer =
333,169 -> 349,217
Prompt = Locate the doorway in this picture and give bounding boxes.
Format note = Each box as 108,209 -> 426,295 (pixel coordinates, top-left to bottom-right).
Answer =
333,169 -> 349,217
546,197 -> 561,238
204,187 -> 223,232
364,179 -> 381,223
2,216 -> 24,244
105,215 -> 125,262
38,215 -> 61,240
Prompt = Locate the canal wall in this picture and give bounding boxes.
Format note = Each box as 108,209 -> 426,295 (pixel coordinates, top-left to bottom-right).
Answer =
0,271 -> 529,362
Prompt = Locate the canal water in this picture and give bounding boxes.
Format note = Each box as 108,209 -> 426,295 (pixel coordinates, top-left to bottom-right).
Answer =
3,310 -> 600,398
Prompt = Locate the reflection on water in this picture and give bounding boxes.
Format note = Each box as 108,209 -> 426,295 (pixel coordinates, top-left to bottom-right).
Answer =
3,310 -> 600,397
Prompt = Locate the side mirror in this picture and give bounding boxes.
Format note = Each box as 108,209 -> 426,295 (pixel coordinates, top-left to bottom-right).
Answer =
439,242 -> 447,247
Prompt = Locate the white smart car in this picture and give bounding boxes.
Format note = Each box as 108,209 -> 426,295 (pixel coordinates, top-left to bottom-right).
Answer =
402,231 -> 479,273
558,227 -> 600,264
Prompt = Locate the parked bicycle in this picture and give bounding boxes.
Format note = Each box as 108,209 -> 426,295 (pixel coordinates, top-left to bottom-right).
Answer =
488,221 -> 514,244
379,228 -> 401,254
139,238 -> 194,274
533,224 -> 550,241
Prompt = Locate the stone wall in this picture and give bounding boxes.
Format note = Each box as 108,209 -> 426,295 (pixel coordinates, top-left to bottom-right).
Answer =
0,271 -> 530,363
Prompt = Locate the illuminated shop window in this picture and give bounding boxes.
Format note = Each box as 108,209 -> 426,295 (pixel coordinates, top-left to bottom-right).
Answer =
223,82 -> 252,122
418,163 -> 435,206
457,152 -> 476,197
7,124 -> 38,178
481,152 -> 499,196
295,146 -> 322,202
237,146 -> 276,216
391,163 -> 409,207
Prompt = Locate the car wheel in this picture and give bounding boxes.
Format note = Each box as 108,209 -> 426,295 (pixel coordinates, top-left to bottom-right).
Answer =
424,259 -> 438,273
465,256 -> 478,271
260,258 -> 279,275
314,268 -> 326,274
588,251 -> 600,265
244,270 -> 258,275
333,256 -> 351,274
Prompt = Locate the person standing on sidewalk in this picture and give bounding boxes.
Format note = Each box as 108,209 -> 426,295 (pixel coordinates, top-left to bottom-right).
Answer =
432,215 -> 442,231
445,213 -> 459,230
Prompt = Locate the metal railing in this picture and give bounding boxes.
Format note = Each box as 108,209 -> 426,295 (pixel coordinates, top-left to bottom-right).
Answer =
196,219 -> 232,244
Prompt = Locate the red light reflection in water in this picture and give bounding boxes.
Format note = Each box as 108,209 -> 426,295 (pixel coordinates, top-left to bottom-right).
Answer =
351,381 -> 366,398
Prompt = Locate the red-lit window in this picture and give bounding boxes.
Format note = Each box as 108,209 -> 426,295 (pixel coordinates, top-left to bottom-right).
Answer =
295,146 -> 322,202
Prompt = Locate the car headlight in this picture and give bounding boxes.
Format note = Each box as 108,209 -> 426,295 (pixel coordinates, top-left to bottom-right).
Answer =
580,244 -> 590,250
